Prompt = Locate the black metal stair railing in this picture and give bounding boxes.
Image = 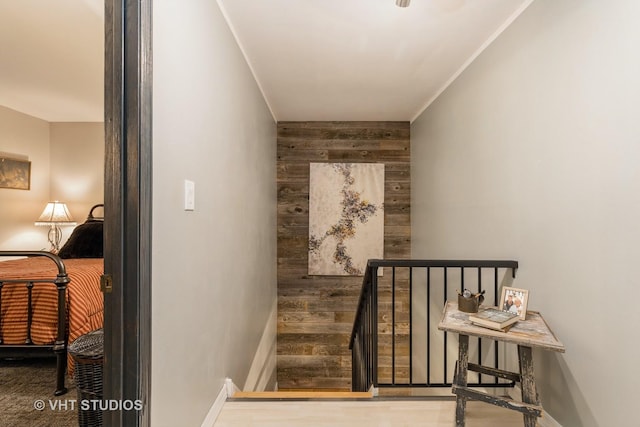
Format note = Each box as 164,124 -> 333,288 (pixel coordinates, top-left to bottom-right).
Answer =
349,259 -> 519,393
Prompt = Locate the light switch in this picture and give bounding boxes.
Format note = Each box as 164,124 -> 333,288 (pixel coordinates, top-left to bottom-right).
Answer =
184,180 -> 195,211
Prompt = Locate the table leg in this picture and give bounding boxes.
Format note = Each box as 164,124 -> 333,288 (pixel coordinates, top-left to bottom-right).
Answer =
518,345 -> 539,427
455,334 -> 469,427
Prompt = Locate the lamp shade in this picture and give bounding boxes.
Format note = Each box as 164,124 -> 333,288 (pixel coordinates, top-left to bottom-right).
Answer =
396,0 -> 410,7
35,201 -> 77,226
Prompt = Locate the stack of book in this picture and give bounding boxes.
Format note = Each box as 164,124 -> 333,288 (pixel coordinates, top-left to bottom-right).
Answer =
468,307 -> 519,332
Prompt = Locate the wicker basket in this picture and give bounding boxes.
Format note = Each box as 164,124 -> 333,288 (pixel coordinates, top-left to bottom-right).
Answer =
68,328 -> 104,427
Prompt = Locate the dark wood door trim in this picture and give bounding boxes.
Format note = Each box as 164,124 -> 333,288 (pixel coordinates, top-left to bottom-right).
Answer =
104,0 -> 152,426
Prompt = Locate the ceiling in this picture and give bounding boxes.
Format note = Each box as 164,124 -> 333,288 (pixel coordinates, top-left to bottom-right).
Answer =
218,0 -> 533,122
0,0 -> 104,122
0,0 -> 533,123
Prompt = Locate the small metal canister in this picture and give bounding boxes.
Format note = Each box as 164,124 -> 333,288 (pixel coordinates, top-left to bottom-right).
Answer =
458,292 -> 485,313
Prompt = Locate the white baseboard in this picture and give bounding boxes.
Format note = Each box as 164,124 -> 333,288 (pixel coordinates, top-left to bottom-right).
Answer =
539,411 -> 562,427
243,299 -> 278,392
201,378 -> 238,427
508,386 -> 562,427
225,378 -> 239,397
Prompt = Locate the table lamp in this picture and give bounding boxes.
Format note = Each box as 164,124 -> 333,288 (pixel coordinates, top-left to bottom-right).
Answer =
35,201 -> 77,253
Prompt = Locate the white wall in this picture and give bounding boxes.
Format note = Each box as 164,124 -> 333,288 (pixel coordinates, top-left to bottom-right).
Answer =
1,108 -> 103,251
0,106 -> 51,250
50,122 -> 104,223
411,0 -> 640,426
152,1 -> 277,426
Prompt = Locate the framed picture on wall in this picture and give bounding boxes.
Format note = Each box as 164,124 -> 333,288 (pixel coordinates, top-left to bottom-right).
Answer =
308,162 -> 384,276
499,286 -> 529,320
0,157 -> 31,190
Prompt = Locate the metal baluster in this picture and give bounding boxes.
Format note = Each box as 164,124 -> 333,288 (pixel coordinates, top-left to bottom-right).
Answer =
494,267 -> 499,383
426,267 -> 431,386
443,267 -> 448,384
409,267 -> 413,385
369,273 -> 373,389
391,266 -> 396,385
372,266 -> 378,389
477,267 -> 482,384
25,281 -> 34,344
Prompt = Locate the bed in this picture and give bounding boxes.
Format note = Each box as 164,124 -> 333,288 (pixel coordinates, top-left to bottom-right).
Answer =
0,204 -> 104,395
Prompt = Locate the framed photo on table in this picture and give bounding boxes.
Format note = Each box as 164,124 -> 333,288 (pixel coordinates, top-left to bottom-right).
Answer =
499,286 -> 529,320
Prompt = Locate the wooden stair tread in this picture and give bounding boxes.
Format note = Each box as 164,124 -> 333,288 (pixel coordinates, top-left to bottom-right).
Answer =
232,390 -> 373,399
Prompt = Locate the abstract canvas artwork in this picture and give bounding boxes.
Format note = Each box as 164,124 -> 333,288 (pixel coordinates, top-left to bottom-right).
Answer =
309,163 -> 384,276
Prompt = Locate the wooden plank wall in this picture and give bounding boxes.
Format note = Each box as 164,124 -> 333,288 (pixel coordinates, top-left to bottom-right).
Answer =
277,121 -> 411,390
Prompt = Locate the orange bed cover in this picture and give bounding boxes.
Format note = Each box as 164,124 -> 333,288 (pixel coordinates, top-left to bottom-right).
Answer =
0,257 -> 104,362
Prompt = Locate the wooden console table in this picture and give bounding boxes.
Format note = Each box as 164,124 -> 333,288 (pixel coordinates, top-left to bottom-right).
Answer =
438,301 -> 565,427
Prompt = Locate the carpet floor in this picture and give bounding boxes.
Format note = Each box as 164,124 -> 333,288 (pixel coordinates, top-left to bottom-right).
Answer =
0,357 -> 78,427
